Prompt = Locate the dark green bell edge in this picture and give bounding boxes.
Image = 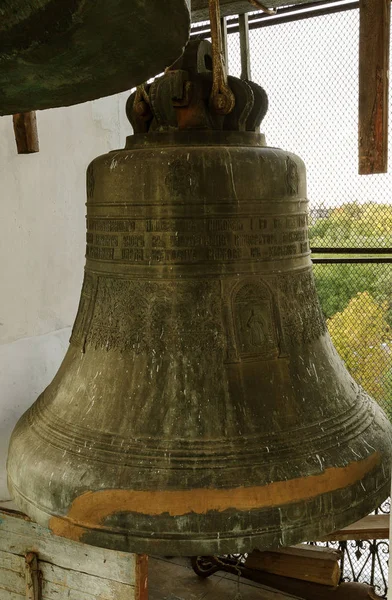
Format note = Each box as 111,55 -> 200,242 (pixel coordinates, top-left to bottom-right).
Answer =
0,0 -> 190,115
7,128 -> 392,555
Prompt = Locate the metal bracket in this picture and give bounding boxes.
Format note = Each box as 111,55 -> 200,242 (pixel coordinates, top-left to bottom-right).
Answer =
25,552 -> 42,600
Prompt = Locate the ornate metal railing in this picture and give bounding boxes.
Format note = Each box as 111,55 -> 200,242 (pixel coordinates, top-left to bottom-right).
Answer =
311,538 -> 389,598
308,498 -> 390,598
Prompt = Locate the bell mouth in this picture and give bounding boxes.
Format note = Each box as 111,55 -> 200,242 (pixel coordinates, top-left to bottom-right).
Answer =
123,130 -> 267,151
8,461 -> 390,555
7,376 -> 392,555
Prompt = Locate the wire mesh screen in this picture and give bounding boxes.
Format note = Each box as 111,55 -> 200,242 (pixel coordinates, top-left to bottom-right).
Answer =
312,263 -> 392,418
219,7 -> 392,422
226,8 -> 392,242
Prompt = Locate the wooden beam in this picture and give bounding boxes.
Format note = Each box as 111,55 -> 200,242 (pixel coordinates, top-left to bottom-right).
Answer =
221,16 -> 229,68
135,555 -> 148,600
321,514 -> 389,542
245,544 -> 341,587
12,111 -> 39,154
239,13 -> 251,80
191,0 -> 313,21
358,0 -> 390,174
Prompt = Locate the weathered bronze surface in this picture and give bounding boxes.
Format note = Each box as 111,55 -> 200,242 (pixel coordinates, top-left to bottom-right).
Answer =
7,41 -> 392,556
0,0 -> 190,115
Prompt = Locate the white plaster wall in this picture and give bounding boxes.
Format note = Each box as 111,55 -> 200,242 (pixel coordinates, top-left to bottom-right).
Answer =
0,93 -> 131,500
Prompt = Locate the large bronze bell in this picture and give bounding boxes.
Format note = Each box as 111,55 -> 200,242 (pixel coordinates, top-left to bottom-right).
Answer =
0,0 -> 190,115
7,41 -> 392,555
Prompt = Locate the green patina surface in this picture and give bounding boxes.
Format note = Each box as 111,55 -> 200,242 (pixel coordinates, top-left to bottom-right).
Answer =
0,0 -> 190,114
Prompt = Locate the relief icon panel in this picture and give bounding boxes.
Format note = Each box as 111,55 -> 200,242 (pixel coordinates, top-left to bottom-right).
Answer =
233,280 -> 280,361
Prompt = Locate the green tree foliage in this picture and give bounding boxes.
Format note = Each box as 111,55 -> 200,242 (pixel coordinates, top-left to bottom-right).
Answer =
309,201 -> 392,248
327,292 -> 392,414
310,202 -> 392,419
310,202 -> 392,323
313,263 -> 382,320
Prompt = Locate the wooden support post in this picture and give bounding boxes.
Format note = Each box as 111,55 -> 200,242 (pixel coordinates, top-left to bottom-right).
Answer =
239,13 -> 251,80
135,554 -> 149,600
220,16 -> 229,70
358,0 -> 390,174
13,111 -> 39,154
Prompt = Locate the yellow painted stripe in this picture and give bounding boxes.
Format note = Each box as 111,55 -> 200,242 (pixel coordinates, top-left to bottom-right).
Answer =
50,452 -> 380,540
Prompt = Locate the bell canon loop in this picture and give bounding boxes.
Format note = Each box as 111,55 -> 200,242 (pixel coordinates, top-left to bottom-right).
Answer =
7,41 -> 392,555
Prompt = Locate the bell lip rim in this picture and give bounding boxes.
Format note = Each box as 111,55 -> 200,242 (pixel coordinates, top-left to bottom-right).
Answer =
123,130 -> 267,150
7,476 -> 391,556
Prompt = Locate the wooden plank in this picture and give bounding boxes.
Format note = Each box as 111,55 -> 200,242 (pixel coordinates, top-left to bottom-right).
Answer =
242,569 -> 379,599
0,509 -> 135,584
0,550 -> 23,573
191,0 -> 321,21
245,544 -> 341,586
0,509 -> 141,600
358,0 -> 390,174
321,514 -> 389,541
12,112 -> 39,154
0,591 -> 24,600
41,561 -> 133,599
41,582 -> 99,600
0,548 -> 134,600
0,565 -> 25,596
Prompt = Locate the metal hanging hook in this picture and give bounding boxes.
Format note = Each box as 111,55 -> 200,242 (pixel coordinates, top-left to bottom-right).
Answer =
208,0 -> 236,115
133,83 -> 152,121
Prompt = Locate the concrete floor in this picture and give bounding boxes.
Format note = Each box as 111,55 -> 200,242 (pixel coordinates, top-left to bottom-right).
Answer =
149,556 -> 301,600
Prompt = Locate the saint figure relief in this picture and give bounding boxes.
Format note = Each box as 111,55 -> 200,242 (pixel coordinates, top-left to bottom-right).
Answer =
246,306 -> 266,347
233,281 -> 279,360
